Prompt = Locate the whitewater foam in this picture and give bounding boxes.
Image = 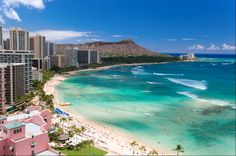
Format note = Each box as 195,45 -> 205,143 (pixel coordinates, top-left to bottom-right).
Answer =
141,90 -> 152,93
144,112 -> 155,117
167,78 -> 207,90
177,91 -> 230,106
222,62 -> 234,65
153,73 -> 184,76
146,81 -> 161,85
131,67 -> 150,75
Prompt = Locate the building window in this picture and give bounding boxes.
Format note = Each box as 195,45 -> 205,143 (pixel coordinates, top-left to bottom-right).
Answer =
14,130 -> 17,134
31,142 -> 36,148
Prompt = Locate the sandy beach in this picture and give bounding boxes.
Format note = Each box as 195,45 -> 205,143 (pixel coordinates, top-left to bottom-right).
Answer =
44,64 -> 170,155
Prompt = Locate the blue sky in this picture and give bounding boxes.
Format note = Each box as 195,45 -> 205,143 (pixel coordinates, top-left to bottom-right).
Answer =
0,0 -> 235,53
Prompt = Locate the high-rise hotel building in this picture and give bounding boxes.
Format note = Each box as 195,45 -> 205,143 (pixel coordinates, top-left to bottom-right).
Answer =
0,50 -> 33,93
0,26 -> 3,49
46,41 -> 56,56
0,64 -> 6,112
30,35 -> 50,70
30,35 -> 46,58
4,63 -> 25,105
0,63 -> 25,112
10,28 -> 30,51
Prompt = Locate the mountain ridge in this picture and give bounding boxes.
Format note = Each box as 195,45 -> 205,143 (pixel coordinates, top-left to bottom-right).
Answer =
57,39 -> 158,56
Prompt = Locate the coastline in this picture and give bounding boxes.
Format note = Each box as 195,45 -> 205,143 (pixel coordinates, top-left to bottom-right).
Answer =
78,62 -> 169,73
44,63 -> 172,155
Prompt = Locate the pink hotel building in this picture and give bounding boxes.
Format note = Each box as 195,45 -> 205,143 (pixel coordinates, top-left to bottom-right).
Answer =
0,106 -> 59,156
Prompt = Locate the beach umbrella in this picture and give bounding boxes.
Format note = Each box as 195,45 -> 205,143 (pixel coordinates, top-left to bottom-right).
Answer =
58,134 -> 70,142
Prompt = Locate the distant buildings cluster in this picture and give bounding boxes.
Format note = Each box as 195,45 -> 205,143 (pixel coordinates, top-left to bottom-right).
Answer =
0,26 -> 57,113
0,25 -> 100,113
53,48 -> 100,68
179,53 -> 196,61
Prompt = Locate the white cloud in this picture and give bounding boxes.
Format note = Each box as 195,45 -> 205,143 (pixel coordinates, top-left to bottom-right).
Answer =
112,35 -> 123,38
31,29 -> 91,42
3,0 -> 45,9
3,8 -> 21,21
182,38 -> 195,41
77,38 -> 102,43
207,44 -> 220,50
222,43 -> 236,50
167,39 -> 178,41
0,0 -> 48,23
188,44 -> 205,50
0,15 -> 5,24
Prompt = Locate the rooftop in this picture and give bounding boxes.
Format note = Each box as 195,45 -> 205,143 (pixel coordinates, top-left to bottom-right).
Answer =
25,123 -> 43,138
0,116 -> 7,121
3,121 -> 24,130
7,110 -> 41,122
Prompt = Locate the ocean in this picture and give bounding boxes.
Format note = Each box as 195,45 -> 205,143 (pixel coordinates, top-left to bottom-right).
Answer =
56,54 -> 235,155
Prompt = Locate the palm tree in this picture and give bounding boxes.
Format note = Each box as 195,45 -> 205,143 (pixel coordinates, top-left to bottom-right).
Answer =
173,144 -> 184,156
148,149 -> 158,156
130,141 -> 138,156
139,145 -> 146,155
81,126 -> 86,132
60,117 -> 67,123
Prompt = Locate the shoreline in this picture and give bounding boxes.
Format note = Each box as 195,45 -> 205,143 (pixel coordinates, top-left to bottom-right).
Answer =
44,63 -> 171,155
77,62 -> 169,73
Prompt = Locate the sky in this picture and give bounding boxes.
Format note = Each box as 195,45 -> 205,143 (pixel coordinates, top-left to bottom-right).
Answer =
0,0 -> 235,54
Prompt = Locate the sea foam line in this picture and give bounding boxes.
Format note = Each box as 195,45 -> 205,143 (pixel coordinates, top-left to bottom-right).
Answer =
177,91 -> 230,106
153,73 -> 184,76
167,78 -> 207,90
146,81 -> 161,85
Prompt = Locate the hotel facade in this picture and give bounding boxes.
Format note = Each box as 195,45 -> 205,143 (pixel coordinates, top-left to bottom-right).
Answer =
0,26 -> 3,50
0,50 -> 33,93
10,28 -> 30,51
0,106 -> 59,156
77,50 -> 100,65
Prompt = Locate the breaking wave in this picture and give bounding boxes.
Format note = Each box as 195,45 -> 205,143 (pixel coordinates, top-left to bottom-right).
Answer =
154,73 -> 184,76
167,78 -> 207,90
177,91 -> 230,106
131,67 -> 150,75
141,90 -> 152,93
146,81 -> 161,85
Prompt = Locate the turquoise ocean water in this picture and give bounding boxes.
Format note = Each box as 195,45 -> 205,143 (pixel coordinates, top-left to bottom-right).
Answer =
56,54 -> 235,155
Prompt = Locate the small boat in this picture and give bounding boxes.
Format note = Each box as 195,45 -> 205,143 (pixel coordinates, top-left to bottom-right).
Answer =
60,102 -> 72,106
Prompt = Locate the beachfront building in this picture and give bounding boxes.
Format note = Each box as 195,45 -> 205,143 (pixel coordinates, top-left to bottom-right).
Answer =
0,64 -> 6,112
3,39 -> 10,50
0,63 -> 25,113
179,53 -> 196,60
30,35 -> 50,70
77,50 -> 100,65
10,28 -> 30,51
4,63 -> 25,106
0,26 -> 3,49
65,48 -> 79,67
0,50 -> 33,93
46,41 -> 57,56
0,106 -> 59,156
50,55 -> 65,68
32,67 -> 43,81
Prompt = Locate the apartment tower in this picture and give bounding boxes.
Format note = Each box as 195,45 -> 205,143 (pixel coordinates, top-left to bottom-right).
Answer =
0,64 -> 7,112
0,50 -> 33,93
0,26 -> 3,49
10,28 -> 30,50
4,63 -> 25,105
